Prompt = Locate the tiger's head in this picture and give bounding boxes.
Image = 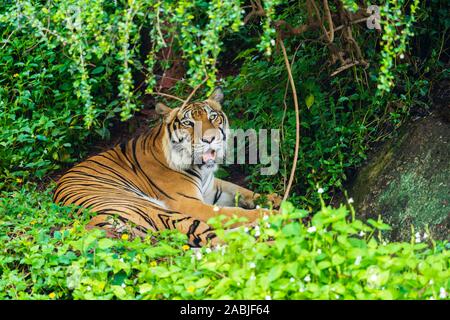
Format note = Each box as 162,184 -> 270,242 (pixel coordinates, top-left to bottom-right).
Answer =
155,87 -> 228,172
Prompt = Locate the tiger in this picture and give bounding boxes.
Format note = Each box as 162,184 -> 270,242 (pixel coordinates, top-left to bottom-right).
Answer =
53,87 -> 281,247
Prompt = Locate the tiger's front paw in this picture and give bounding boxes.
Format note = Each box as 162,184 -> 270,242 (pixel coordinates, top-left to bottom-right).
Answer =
254,193 -> 283,209
266,193 -> 283,209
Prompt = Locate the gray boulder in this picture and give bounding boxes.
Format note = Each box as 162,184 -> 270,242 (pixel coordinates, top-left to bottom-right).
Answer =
349,114 -> 449,242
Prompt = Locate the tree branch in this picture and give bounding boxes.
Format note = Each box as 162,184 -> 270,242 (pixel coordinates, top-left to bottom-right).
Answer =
279,38 -> 301,202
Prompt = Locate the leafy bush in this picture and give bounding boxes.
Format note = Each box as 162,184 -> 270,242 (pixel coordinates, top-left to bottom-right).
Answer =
219,0 -> 447,207
1,186 -> 448,300
0,2 -> 122,187
223,47 -> 370,206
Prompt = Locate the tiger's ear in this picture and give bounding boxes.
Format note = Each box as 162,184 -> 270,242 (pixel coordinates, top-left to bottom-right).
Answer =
156,103 -> 179,123
208,87 -> 224,104
155,102 -> 171,115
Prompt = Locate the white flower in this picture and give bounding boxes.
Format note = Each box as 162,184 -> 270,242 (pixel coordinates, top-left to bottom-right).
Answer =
423,233 -> 428,239
265,295 -> 272,300
196,251 -> 203,260
299,286 -> 305,293
119,258 -> 124,262
265,223 -> 271,228
355,256 -> 362,266
439,288 -> 447,299
415,237 -> 421,243
86,286 -> 92,291
121,283 -> 126,288
318,188 -> 324,194
307,226 -> 317,233
205,248 -> 212,254
415,232 -> 421,238
429,296 -> 435,300
213,206 -> 220,212
263,215 -> 269,221
304,275 -> 311,282
348,197 -> 354,204
400,53 -> 405,59
250,274 -> 256,281
359,231 -> 365,237
369,274 -> 378,282
290,277 -> 295,283
244,227 -> 249,233
249,262 -> 256,269
254,225 -> 261,237
317,249 -> 322,254
429,279 -> 434,285
335,294 -> 340,299
256,205 -> 261,209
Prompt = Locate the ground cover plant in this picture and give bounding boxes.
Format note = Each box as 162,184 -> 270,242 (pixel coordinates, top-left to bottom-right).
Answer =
1,186 -> 448,299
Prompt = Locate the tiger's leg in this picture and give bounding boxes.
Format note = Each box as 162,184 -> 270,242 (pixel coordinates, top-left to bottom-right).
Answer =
86,207 -> 270,248
158,212 -> 268,247
213,178 -> 282,209
167,214 -> 219,247
87,214 -> 148,238
83,197 -> 267,247
87,205 -> 264,247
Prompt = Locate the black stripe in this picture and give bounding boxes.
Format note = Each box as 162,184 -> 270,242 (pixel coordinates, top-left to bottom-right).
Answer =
130,138 -> 175,200
213,185 -> 222,205
176,192 -> 201,201
187,219 -> 201,238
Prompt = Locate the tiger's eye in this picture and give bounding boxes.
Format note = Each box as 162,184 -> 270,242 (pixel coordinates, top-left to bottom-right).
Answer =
209,113 -> 218,121
181,120 -> 193,127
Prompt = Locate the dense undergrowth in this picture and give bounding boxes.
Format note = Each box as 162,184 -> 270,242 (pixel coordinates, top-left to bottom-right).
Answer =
0,186 -> 448,299
217,0 -> 449,205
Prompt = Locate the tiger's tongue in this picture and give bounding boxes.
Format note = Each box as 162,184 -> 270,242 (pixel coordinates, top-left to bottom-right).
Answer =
202,149 -> 216,162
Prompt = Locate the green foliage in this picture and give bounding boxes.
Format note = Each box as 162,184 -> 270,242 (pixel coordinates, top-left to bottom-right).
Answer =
0,0 -> 282,188
0,185 -> 448,300
223,44 -> 371,206
219,0 -> 448,208
377,0 -> 420,93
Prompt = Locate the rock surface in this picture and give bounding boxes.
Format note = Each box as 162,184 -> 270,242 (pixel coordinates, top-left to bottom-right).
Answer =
349,114 -> 449,242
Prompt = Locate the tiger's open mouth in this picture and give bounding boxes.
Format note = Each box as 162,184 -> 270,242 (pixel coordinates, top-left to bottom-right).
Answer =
201,149 -> 217,168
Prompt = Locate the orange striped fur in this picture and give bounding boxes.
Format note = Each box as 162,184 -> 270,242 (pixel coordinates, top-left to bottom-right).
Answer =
54,88 -> 280,246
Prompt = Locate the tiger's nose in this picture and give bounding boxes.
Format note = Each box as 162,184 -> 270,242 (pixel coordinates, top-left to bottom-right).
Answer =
202,135 -> 215,144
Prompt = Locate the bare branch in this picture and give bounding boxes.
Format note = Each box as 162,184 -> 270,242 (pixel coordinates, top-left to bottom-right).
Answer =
279,39 -> 301,202
152,92 -> 184,103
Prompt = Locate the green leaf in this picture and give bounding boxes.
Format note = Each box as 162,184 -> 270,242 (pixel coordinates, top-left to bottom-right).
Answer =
139,283 -> 153,294
305,94 -> 315,109
268,265 -> 284,282
91,66 -> 105,74
318,261 -> 331,270
331,254 -> 345,266
98,238 -> 115,249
